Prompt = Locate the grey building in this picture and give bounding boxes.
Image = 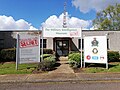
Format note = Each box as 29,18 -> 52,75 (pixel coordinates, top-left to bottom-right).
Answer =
0,31 -> 16,49
0,30 -> 120,56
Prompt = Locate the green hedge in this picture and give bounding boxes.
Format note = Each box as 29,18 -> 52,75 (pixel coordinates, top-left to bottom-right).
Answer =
108,51 -> 120,62
68,53 -> 81,68
0,48 -> 16,62
0,48 -> 54,62
42,48 -> 53,54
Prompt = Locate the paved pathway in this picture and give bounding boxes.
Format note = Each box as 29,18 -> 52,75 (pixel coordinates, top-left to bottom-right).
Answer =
49,56 -> 74,74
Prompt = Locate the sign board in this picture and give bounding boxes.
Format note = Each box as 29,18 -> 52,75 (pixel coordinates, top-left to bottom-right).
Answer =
43,28 -> 81,37
84,36 -> 107,64
18,33 -> 40,64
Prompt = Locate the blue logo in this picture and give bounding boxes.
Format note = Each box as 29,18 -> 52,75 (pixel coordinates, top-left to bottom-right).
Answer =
92,56 -> 99,60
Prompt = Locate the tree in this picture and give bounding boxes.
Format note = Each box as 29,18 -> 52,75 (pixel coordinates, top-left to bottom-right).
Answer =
93,4 -> 120,30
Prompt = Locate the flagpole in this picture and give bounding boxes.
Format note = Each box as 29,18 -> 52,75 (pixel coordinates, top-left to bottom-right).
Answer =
16,33 -> 19,70
41,27 -> 44,61
81,27 -> 83,68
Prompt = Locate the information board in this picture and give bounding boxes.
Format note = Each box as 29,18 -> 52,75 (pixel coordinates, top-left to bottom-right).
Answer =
17,33 -> 40,64
43,28 -> 81,37
84,36 -> 107,64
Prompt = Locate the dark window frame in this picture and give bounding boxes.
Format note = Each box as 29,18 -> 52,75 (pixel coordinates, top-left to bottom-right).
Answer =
0,39 -> 4,48
40,39 -> 47,48
107,39 -> 109,50
78,39 -> 84,49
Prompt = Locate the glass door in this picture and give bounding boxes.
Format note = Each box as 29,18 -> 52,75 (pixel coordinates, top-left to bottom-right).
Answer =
56,40 -> 69,56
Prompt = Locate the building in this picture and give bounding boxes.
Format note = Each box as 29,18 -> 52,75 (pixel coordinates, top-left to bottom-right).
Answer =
0,30 -> 120,56
0,31 -> 16,50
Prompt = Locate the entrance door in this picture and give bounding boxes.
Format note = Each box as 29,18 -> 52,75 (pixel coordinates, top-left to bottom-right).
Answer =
56,40 -> 69,56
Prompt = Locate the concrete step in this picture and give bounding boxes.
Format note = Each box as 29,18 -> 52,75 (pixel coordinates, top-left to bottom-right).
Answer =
59,56 -> 68,61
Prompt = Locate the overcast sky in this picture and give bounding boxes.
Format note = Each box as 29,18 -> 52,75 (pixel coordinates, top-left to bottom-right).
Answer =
0,0 -> 119,30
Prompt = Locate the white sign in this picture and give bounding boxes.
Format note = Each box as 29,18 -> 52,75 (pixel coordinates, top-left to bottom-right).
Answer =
18,33 -> 40,64
43,28 -> 81,37
84,36 -> 107,64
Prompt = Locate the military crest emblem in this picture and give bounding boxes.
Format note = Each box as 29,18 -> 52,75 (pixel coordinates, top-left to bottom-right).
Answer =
91,37 -> 99,47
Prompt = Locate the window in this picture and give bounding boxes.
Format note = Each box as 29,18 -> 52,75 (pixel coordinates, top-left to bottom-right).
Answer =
0,39 -> 4,48
107,39 -> 109,50
78,39 -> 84,49
40,39 -> 47,48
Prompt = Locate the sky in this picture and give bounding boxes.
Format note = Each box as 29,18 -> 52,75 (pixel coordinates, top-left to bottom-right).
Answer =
0,0 -> 120,30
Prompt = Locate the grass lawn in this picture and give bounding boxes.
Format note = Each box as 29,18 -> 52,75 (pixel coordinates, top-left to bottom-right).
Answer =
0,62 -> 38,75
1,61 -> 120,74
82,62 -> 120,73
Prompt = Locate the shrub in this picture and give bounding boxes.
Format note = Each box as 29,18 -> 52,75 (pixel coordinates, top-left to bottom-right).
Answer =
0,48 -> 16,62
38,55 -> 56,71
68,53 -> 81,68
40,49 -> 53,54
38,60 -> 54,71
69,51 -> 85,54
44,55 -> 56,63
42,54 -> 53,59
108,51 -> 119,62
69,51 -> 80,54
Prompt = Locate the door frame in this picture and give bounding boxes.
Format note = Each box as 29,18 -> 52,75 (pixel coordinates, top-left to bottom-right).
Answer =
54,38 -> 70,56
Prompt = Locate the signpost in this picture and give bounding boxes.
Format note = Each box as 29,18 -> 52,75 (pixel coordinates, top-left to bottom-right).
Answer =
84,36 -> 108,69
16,33 -> 40,70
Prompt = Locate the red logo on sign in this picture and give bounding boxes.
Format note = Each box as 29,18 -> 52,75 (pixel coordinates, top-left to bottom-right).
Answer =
70,31 -> 79,36
20,37 -> 39,48
86,55 -> 91,60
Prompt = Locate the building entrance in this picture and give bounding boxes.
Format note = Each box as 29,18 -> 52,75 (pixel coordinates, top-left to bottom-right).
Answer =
56,40 -> 69,56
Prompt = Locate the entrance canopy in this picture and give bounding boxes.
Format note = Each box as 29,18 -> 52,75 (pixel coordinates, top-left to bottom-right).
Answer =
43,28 -> 81,37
